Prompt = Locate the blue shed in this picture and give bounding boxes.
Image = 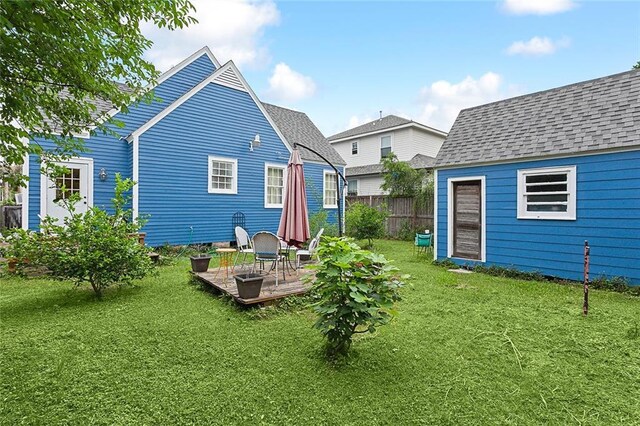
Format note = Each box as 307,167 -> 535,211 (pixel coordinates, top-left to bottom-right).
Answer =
434,70 -> 640,285
21,47 -> 345,246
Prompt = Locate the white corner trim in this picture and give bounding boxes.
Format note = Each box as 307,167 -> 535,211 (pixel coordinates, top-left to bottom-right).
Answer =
21,148 -> 30,230
264,162 -> 287,208
323,170 -> 338,209
132,135 -> 139,220
208,155 -> 238,195
433,169 -> 438,261
447,176 -> 486,263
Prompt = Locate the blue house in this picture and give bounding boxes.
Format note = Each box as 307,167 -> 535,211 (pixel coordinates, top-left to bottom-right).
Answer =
21,47 -> 346,247
434,70 -> 640,285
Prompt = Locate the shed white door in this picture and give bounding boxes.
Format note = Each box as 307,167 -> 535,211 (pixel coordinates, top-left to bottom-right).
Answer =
43,159 -> 92,224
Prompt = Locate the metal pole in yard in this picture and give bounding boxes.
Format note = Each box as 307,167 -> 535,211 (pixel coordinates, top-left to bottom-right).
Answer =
583,240 -> 590,316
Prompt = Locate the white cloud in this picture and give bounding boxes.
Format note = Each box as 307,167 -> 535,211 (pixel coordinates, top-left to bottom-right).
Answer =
501,0 -> 577,15
418,72 -> 520,131
141,0 -> 280,71
347,115 -> 376,129
507,36 -> 571,56
265,63 -> 317,102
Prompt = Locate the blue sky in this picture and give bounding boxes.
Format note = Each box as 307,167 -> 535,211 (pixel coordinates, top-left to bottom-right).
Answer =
143,0 -> 639,135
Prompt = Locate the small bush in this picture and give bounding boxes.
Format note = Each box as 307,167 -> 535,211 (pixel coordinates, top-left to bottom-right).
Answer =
345,202 -> 388,248
309,209 -> 338,238
4,174 -> 153,297
307,237 -> 405,358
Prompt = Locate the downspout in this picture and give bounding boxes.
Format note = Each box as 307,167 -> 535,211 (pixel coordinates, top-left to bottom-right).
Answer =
292,142 -> 347,237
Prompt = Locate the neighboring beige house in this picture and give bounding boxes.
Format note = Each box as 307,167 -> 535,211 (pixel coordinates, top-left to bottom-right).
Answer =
327,115 -> 447,196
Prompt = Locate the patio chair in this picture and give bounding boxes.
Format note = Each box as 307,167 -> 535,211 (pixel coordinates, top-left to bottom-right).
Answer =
233,226 -> 254,269
295,237 -> 319,271
315,227 -> 324,243
414,232 -> 432,255
251,231 -> 286,286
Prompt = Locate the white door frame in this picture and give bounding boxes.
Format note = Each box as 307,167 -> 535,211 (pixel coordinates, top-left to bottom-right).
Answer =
447,176 -> 486,262
40,157 -> 94,221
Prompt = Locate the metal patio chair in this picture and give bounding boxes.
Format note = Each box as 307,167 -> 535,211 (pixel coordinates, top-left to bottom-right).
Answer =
233,226 -> 254,269
251,231 -> 286,286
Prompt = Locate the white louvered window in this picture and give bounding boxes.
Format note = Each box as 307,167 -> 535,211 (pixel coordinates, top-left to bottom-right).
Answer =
517,166 -> 576,220
323,171 -> 338,208
265,163 -> 286,208
208,155 -> 237,194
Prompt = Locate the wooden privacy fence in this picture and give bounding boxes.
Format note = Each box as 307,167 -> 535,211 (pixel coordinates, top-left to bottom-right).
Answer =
1,206 -> 22,229
346,195 -> 434,238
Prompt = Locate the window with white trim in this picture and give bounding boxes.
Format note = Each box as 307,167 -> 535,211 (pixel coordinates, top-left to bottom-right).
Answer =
323,171 -> 338,208
517,166 -> 576,220
347,179 -> 358,196
380,135 -> 392,158
208,155 -> 237,194
265,163 -> 286,208
351,141 -> 358,155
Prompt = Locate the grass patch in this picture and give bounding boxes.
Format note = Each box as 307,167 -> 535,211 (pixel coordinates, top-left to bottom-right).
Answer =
1,240 -> 639,424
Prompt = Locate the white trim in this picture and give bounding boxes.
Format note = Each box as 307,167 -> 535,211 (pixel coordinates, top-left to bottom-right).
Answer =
99,47 -> 221,125
517,165 -> 576,220
48,130 -> 91,139
328,122 -> 448,144
323,170 -> 338,209
40,157 -> 94,221
380,133 -> 393,160
447,176 -> 486,263
264,162 -> 287,208
21,147 -> 29,230
126,61 -> 294,156
435,146 -> 640,171
208,155 -> 238,195
132,135 -> 139,220
433,169 -> 438,261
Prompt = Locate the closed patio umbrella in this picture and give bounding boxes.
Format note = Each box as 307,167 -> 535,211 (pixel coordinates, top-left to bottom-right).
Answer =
277,148 -> 310,248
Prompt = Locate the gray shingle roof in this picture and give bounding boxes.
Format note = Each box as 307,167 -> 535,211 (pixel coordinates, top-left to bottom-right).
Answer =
346,154 -> 436,177
327,115 -> 412,141
262,103 -> 346,166
436,69 -> 640,168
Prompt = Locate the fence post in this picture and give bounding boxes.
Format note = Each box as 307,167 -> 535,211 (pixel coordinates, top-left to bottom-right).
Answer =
583,240 -> 590,316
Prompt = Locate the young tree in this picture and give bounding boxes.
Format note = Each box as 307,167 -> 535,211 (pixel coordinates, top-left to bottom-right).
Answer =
380,153 -> 425,197
345,202 -> 388,248
634,61 -> 640,70
0,0 -> 197,185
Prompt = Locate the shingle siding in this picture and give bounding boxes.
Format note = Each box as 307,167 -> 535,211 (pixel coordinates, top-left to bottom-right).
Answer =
436,149 -> 640,284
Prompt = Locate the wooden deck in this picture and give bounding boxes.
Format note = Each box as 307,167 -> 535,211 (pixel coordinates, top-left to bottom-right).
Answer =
191,265 -> 313,305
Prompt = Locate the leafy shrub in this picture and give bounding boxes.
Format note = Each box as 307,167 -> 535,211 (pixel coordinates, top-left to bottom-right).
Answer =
380,153 -> 425,197
4,174 -> 153,296
308,237 -> 405,357
345,202 -> 388,248
309,209 -> 338,238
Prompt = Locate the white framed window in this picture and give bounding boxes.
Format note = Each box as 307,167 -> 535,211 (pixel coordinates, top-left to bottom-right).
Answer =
351,141 -> 359,155
380,135 -> 392,158
347,179 -> 358,196
264,163 -> 286,208
323,170 -> 338,208
208,155 -> 237,194
517,165 -> 576,220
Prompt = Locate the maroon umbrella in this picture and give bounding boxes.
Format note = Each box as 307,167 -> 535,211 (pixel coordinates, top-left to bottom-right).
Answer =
277,148 -> 310,248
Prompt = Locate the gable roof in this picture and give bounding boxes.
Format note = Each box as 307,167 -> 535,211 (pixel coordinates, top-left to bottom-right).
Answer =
327,115 -> 446,142
346,153 -> 436,177
262,103 -> 346,166
436,69 -> 640,168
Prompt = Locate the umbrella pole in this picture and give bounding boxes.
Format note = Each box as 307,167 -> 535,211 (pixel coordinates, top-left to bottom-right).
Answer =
292,142 -> 347,237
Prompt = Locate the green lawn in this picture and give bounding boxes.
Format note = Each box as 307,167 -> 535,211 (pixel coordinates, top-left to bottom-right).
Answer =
1,240 -> 638,425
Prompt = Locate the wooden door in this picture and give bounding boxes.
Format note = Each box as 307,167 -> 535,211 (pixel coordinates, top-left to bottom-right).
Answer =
453,180 -> 482,260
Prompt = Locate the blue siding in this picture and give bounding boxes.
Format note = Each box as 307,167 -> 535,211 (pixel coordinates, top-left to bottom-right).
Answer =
138,82 -> 341,246
26,53 -> 217,229
436,150 -> 640,285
